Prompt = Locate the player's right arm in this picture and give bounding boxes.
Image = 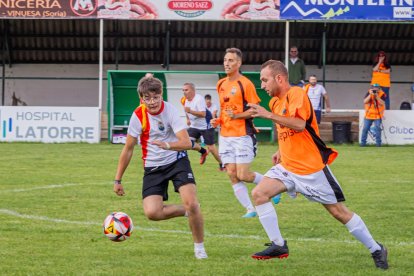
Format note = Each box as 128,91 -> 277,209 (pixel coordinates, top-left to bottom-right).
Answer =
151,129 -> 192,151
248,103 -> 306,132
114,134 -> 138,196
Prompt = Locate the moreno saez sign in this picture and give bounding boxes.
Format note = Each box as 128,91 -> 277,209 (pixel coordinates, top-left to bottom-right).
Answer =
0,106 -> 100,143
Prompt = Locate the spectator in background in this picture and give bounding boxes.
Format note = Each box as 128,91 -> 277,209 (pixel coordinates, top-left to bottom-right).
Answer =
288,46 -> 306,87
360,84 -> 386,147
205,94 -> 219,119
304,75 -> 331,124
371,51 -> 391,110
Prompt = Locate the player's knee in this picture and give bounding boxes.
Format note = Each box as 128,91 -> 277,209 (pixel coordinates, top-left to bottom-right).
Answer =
206,144 -> 215,151
251,187 -> 267,204
184,201 -> 200,215
226,168 -> 237,178
144,209 -> 163,221
236,171 -> 248,181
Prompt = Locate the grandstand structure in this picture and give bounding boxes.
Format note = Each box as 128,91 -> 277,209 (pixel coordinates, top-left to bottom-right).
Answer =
1,18 -> 413,142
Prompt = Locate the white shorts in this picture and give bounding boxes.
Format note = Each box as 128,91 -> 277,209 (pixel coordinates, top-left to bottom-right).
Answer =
264,164 -> 345,204
219,135 -> 257,165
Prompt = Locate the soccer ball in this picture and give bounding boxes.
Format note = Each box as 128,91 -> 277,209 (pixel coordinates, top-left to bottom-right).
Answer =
103,212 -> 134,242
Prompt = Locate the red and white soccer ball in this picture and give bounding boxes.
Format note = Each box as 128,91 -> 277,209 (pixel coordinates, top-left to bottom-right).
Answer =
103,212 -> 134,242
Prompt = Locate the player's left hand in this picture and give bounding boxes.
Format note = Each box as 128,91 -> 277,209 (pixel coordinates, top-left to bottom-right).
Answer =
184,107 -> 191,113
114,183 -> 125,196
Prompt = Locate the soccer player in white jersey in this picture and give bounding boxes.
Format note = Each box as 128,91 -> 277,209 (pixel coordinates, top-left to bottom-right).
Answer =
204,94 -> 218,119
304,75 -> 331,124
182,83 -> 224,171
113,75 -> 207,259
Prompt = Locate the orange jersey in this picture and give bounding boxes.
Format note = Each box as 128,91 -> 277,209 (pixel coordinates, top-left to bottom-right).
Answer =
269,86 -> 337,175
216,75 -> 260,137
371,63 -> 391,87
364,90 -> 386,120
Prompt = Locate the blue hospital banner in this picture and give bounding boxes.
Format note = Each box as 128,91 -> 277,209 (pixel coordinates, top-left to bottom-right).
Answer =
281,0 -> 414,21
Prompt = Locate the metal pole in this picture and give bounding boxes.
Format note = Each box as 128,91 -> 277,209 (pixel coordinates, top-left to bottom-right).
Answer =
322,23 -> 327,110
165,21 -> 171,71
98,19 -> 104,141
1,21 -> 5,106
115,21 -> 119,70
2,55 -> 5,106
322,22 -> 327,87
285,21 -> 289,68
99,19 -> 104,112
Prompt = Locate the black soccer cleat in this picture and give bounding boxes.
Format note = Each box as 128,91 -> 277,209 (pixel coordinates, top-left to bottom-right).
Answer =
371,242 -> 389,270
252,240 -> 289,260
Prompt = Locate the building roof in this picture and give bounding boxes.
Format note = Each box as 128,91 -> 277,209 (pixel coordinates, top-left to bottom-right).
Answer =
1,19 -> 413,66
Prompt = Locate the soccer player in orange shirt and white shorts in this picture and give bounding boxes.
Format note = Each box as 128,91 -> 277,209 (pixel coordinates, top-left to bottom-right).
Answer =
211,48 -> 280,218
247,60 -> 388,270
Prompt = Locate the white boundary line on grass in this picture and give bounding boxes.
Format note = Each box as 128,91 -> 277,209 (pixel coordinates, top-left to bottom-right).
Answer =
0,209 -> 413,246
0,183 -> 81,193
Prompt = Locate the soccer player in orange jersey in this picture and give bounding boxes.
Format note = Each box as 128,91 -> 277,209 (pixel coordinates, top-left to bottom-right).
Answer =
211,48 -> 280,218
247,60 -> 388,270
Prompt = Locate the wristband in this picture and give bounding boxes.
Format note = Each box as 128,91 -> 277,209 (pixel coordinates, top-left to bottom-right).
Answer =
165,142 -> 171,150
191,140 -> 195,149
114,180 -> 122,185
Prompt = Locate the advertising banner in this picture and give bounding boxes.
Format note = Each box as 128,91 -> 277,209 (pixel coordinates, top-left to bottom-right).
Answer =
0,106 -> 100,143
1,1 -> 412,21
359,110 -> 414,145
96,0 -> 281,20
0,0 -> 98,19
281,0 -> 414,21
0,0 -> 281,20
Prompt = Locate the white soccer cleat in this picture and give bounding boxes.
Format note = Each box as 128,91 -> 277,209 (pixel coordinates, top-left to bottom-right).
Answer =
195,249 -> 208,259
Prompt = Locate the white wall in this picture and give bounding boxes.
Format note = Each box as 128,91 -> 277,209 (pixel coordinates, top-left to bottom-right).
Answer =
2,64 -> 413,110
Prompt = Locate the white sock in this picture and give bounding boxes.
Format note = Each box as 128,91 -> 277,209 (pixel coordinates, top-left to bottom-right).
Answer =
253,172 -> 264,185
194,242 -> 205,251
232,182 -> 254,211
346,213 -> 381,253
256,202 -> 284,246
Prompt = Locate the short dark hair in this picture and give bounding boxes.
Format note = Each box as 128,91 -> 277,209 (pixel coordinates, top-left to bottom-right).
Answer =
137,75 -> 163,98
225,47 -> 243,60
261,60 -> 288,77
183,82 -> 195,91
204,94 -> 212,100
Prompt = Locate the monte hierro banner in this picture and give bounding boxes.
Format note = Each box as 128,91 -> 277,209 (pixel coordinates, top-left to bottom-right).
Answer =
281,0 -> 414,21
0,0 -> 412,20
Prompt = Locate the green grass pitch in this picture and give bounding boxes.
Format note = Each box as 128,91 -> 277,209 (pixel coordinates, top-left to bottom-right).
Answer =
0,142 -> 413,275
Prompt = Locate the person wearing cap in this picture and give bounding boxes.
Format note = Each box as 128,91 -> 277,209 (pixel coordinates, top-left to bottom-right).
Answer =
371,51 -> 391,109
360,84 -> 386,147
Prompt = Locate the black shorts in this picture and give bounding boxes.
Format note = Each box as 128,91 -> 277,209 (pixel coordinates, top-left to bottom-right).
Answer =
188,127 -> 215,145
142,156 -> 196,201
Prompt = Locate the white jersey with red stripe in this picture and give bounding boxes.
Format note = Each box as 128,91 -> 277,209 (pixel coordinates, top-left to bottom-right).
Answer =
127,101 -> 188,168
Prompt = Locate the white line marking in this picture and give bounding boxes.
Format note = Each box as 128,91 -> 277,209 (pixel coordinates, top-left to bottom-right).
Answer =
0,182 -> 111,193
0,183 -> 81,193
0,209 -> 413,246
